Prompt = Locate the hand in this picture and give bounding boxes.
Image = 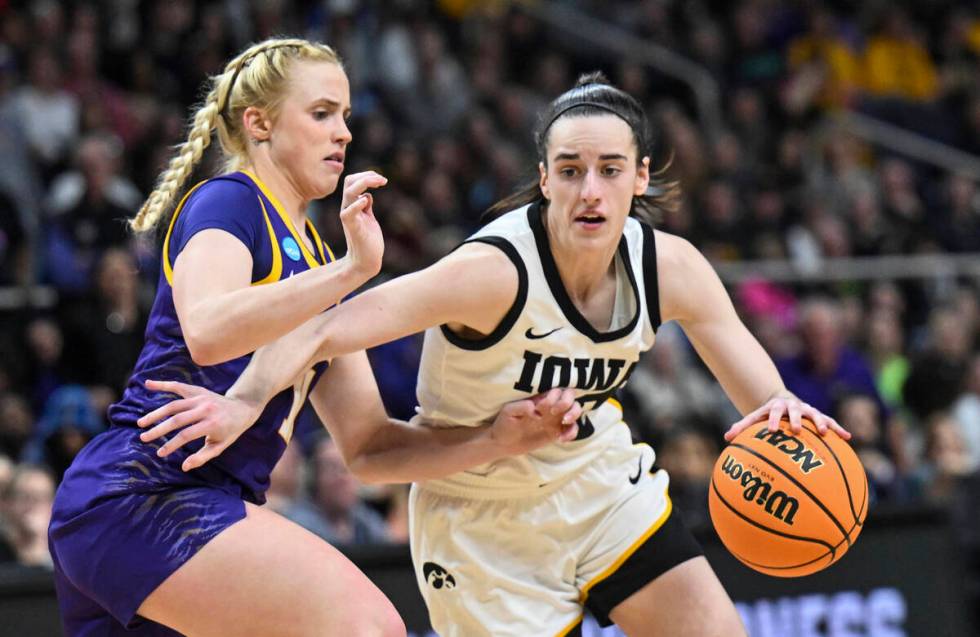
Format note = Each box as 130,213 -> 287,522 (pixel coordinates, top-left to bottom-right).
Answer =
137,380 -> 263,472
490,388 -> 582,455
724,390 -> 850,442
339,171 -> 387,279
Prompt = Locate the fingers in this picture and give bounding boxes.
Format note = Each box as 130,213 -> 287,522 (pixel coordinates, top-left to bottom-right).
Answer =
138,398 -> 195,428
787,400 -> 803,434
557,422 -> 579,442
531,388 -> 562,414
550,388 -> 576,416
501,398 -> 536,419
139,406 -> 206,443
562,400 -> 583,425
767,399 -> 787,433
156,423 -> 210,458
339,194 -> 371,220
144,379 -> 202,399
182,441 -> 226,472
341,172 -> 387,208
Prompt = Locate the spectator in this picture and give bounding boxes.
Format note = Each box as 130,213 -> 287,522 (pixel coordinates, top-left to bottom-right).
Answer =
0,463 -> 55,568
291,436 -> 390,546
776,297 -> 885,418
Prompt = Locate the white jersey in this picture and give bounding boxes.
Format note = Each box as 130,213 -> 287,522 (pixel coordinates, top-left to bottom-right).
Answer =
416,201 -> 661,498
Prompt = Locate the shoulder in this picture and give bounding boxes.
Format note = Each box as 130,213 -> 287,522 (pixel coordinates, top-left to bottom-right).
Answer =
182,175 -> 259,216
654,230 -> 728,323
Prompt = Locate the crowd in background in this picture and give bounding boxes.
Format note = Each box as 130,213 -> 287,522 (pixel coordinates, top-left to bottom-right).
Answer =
0,3 -> 977,616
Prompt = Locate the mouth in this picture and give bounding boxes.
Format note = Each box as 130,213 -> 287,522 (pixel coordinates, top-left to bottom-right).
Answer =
574,211 -> 606,228
323,152 -> 345,170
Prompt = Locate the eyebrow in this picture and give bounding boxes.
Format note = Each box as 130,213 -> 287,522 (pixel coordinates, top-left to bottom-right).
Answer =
553,152 -> 629,161
312,97 -> 352,114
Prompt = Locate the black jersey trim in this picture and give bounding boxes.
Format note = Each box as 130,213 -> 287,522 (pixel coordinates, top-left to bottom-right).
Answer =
639,222 -> 662,332
439,236 -> 528,351
527,201 -> 640,343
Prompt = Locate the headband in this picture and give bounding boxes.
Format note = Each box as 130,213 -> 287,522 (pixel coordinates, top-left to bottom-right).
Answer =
541,99 -> 632,135
220,43 -> 300,124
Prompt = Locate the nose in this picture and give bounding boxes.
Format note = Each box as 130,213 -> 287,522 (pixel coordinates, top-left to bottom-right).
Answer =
580,169 -> 601,205
335,115 -> 352,145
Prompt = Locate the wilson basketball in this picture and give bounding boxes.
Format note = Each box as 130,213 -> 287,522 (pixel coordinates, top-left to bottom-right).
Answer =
708,418 -> 868,577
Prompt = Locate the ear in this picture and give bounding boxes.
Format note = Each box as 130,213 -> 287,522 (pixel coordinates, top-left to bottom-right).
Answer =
538,161 -> 550,200
634,156 -> 651,196
242,106 -> 272,143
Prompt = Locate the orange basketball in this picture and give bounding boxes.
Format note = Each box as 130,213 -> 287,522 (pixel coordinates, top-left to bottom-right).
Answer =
708,417 -> 868,577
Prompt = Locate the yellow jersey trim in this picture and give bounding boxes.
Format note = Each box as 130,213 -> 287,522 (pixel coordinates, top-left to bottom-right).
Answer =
162,181 -> 208,286
323,240 -> 336,262
554,614 -> 584,637
241,169 -> 320,269
252,196 -> 283,286
578,494 -> 673,604
305,219 -> 329,264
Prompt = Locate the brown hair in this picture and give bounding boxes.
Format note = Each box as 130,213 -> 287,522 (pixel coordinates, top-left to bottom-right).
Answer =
485,71 -> 680,225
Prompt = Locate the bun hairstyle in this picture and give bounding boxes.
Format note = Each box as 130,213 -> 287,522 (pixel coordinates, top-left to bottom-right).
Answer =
485,71 -> 680,225
130,38 -> 342,233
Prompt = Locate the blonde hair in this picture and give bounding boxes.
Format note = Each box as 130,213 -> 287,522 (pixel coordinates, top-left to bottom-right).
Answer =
130,37 -> 342,233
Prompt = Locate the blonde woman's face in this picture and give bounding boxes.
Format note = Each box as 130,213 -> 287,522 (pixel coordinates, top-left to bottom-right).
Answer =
271,60 -> 352,200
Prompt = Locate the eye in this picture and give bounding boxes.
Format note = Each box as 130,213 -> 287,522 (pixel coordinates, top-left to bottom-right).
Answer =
312,110 -> 329,121
602,165 -> 622,176
559,166 -> 579,178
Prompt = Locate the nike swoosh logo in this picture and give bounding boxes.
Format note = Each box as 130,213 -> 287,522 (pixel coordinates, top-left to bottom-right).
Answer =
525,327 -> 562,340
628,455 -> 643,485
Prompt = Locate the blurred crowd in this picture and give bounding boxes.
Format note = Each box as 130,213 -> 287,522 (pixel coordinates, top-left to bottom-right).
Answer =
0,1 -> 977,601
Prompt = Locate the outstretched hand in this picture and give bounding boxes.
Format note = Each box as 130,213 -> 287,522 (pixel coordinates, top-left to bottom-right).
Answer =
137,380 -> 263,472
490,388 -> 583,455
724,391 -> 850,442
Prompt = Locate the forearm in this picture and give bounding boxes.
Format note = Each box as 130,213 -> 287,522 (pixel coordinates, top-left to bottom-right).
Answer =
688,321 -> 786,415
225,314 -> 331,405
347,419 -> 508,485
187,257 -> 366,365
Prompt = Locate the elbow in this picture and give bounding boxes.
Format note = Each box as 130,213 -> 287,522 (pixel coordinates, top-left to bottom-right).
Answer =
184,325 -> 229,367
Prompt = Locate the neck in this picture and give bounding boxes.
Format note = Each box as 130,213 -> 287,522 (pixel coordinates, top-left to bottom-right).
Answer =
244,157 -> 309,228
544,212 -> 618,303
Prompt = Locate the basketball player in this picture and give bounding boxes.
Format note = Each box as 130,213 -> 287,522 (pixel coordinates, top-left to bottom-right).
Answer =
139,74 -> 849,636
48,38 -> 582,637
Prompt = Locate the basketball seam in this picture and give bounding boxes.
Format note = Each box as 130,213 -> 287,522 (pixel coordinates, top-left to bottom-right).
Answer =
730,442 -> 851,548
799,422 -> 862,523
709,477 -> 836,553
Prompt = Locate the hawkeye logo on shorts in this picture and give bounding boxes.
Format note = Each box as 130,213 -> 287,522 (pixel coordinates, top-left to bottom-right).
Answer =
753,428 -> 824,474
423,562 -> 456,590
282,237 -> 302,261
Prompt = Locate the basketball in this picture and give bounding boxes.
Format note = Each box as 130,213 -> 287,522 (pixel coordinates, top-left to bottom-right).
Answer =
708,417 -> 868,577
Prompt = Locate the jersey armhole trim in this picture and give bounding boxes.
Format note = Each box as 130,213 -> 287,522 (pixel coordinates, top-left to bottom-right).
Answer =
252,196 -> 283,285
439,236 -> 528,351
640,223 -> 662,332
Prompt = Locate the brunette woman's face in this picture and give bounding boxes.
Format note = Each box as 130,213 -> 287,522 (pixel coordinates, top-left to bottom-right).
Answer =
268,60 -> 352,200
538,114 -> 649,249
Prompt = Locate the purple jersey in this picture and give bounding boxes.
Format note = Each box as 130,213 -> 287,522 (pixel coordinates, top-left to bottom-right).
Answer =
108,170 -> 334,503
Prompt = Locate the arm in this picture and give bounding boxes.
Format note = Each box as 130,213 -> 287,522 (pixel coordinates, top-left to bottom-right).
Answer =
309,352 -> 579,484
656,231 -> 848,440
222,242 -> 519,409
174,172 -> 386,365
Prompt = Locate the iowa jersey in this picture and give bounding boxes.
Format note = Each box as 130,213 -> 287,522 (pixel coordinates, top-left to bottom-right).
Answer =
108,170 -> 335,503
416,201 -> 662,496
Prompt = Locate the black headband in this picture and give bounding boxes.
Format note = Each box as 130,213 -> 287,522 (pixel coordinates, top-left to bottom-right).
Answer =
541,100 -> 632,136
220,43 -> 300,125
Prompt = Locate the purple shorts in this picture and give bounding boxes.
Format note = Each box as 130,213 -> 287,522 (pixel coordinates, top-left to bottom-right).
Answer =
49,427 -> 247,635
